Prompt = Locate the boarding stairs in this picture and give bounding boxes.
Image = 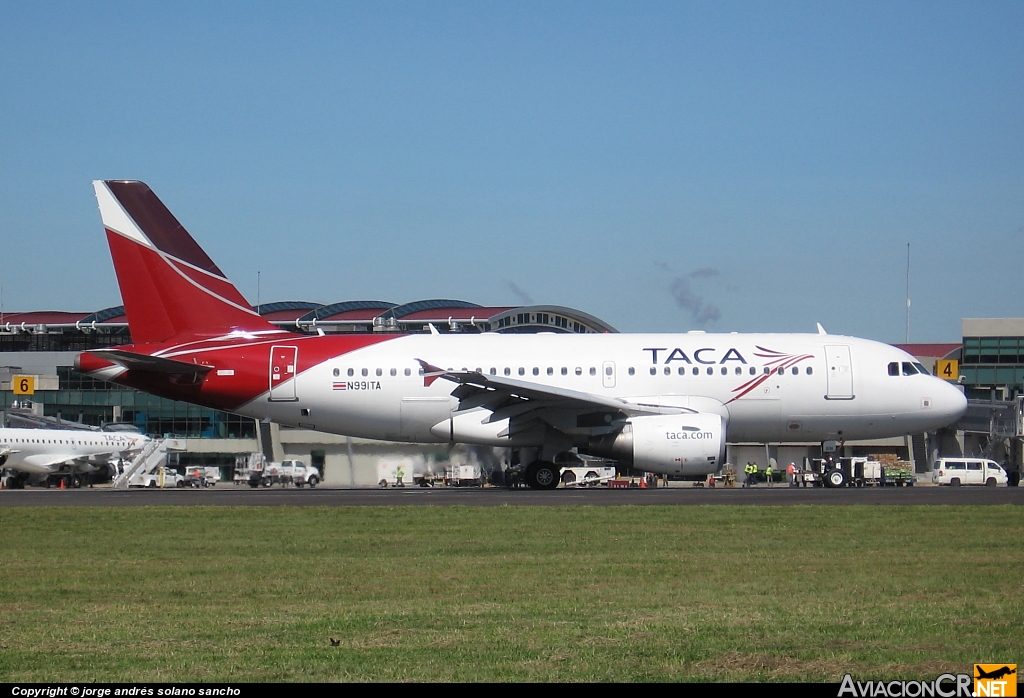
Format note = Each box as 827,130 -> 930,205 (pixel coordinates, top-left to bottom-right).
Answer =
113,439 -> 169,489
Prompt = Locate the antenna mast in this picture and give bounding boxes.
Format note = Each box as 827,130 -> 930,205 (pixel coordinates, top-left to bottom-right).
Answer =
905,243 -> 910,343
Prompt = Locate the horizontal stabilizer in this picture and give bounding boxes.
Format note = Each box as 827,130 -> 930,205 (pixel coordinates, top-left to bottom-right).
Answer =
89,349 -> 216,376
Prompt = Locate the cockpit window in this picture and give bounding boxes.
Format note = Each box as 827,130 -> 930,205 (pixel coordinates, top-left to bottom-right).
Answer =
888,362 -> 899,376
913,362 -> 929,375
902,362 -> 917,376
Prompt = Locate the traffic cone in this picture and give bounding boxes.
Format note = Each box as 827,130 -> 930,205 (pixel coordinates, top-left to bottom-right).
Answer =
59,478 -> 65,489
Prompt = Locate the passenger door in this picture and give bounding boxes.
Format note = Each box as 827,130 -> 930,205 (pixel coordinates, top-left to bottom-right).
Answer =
825,345 -> 854,399
269,345 -> 299,401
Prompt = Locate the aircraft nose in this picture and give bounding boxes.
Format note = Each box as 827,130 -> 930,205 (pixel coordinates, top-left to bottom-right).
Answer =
934,379 -> 968,426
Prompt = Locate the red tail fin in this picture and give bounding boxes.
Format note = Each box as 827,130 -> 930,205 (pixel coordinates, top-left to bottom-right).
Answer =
93,181 -> 277,344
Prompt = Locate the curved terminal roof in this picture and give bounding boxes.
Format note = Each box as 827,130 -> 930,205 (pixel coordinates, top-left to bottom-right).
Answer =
297,301 -> 397,323
2,300 -> 618,336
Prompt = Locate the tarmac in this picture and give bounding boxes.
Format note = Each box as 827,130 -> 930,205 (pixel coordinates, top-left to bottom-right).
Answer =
1,483 -> 1022,506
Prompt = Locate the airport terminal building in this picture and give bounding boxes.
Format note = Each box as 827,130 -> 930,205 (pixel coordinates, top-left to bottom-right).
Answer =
2,304 -> 1021,484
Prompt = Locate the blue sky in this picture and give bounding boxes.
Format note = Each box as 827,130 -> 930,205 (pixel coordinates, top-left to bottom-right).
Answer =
1,1 -> 1021,342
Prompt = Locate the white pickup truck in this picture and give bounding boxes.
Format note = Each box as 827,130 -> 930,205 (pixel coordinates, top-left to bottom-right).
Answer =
129,467 -> 184,488
277,460 -> 320,488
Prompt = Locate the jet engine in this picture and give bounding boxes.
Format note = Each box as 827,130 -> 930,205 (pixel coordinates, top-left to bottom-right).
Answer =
586,413 -> 726,476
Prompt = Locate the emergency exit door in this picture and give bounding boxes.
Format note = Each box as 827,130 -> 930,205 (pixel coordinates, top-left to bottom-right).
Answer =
269,345 -> 299,401
602,361 -> 616,389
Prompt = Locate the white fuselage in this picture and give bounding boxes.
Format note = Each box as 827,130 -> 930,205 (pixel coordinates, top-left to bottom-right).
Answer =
234,332 -> 966,446
0,428 -> 146,475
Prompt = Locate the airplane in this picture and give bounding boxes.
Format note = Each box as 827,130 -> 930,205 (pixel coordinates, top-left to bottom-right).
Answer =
75,180 -> 968,489
0,425 -> 149,488
975,666 -> 1016,681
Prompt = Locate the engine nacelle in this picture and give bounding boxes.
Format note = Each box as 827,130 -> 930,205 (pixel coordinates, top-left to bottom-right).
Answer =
586,413 -> 726,475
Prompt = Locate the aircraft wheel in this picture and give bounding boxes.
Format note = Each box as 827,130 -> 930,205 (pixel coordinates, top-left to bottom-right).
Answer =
526,461 -> 560,490
71,476 -> 82,489
950,478 -> 961,487
825,468 -> 847,488
986,477 -> 996,488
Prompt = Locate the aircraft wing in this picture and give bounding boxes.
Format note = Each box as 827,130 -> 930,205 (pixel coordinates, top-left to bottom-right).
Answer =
416,360 -> 693,428
87,349 -> 216,376
20,453 -> 114,469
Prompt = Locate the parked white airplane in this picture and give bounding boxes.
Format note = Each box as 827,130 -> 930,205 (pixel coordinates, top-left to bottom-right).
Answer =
0,426 -> 149,488
76,181 -> 968,489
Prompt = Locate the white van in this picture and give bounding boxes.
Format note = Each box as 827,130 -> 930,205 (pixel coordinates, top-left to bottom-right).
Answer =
932,458 -> 1008,487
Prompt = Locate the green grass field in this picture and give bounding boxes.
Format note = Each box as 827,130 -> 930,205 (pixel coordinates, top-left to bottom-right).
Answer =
0,505 -> 1020,682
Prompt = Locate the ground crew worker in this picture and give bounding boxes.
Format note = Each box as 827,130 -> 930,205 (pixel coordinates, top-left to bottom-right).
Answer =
787,462 -> 797,487
744,462 -> 757,487
395,465 -> 404,487
765,463 -> 774,487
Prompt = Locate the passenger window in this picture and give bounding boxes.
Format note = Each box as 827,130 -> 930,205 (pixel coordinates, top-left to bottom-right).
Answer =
967,462 -> 982,470
628,367 -> 635,376
750,367 -> 756,375
546,367 -> 553,376
376,368 -> 383,376
390,368 -> 397,376
902,362 -> 916,376
720,367 -> 727,375
405,368 -> 411,376
605,366 -> 613,376
763,367 -> 770,375
590,367 -> 597,376
361,368 -> 368,377
561,367 -> 567,376
333,368 -> 340,377
504,367 -> 511,376
692,367 -> 699,376
806,367 -> 813,375
575,367 -> 582,376
533,367 -> 539,376
888,362 -> 899,376
519,367 -> 525,376
735,367 -> 742,375
649,367 -> 656,376
678,367 -> 686,376
347,368 -> 354,377
665,367 -> 671,376
706,367 -> 713,375
791,367 -> 798,375
490,368 -> 496,375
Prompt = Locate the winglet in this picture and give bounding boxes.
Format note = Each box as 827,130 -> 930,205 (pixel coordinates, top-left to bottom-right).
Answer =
816,323 -> 827,335
414,358 -> 446,387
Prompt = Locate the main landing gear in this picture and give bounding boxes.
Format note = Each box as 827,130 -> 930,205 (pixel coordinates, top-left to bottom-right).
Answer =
524,461 -> 560,490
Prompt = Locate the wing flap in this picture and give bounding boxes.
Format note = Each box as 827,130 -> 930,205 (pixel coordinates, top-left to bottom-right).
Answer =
421,362 -> 694,419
